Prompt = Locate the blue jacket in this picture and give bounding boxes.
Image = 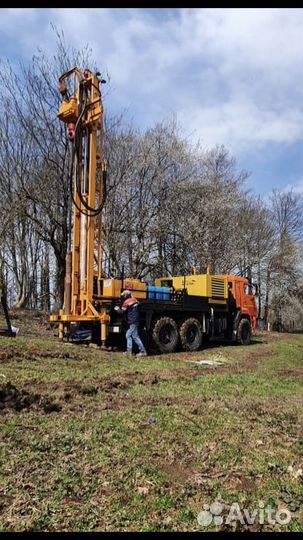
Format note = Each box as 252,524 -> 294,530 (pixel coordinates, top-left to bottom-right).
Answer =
115,296 -> 140,325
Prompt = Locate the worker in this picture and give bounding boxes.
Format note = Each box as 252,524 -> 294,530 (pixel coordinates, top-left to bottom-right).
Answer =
114,290 -> 147,357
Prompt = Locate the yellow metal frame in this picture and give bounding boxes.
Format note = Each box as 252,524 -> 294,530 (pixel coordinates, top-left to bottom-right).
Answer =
51,68 -> 109,342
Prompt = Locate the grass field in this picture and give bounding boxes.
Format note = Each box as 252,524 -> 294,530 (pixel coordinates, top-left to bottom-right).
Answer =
0,311 -> 302,531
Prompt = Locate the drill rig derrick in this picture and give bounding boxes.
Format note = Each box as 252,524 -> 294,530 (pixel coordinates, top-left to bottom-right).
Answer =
51,68 -> 257,355
50,67 -> 110,344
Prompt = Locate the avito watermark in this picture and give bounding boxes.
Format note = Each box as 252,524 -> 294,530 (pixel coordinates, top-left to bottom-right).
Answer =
197,500 -> 291,528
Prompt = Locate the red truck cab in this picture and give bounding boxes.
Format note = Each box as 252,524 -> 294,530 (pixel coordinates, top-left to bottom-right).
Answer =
227,275 -> 257,331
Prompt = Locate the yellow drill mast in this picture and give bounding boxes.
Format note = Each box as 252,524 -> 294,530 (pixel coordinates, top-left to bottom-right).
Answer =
50,67 -> 110,343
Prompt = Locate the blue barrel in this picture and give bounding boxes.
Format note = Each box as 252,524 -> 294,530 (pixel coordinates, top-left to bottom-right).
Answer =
147,285 -> 156,299
155,287 -> 162,300
148,285 -> 171,300
162,287 -> 171,300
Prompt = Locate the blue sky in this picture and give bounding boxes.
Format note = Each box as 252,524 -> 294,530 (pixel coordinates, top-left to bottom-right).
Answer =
0,7 -> 302,196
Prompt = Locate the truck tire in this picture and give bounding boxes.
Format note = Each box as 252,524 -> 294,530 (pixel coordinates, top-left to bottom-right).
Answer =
237,319 -> 252,345
151,317 -> 179,354
179,318 -> 202,351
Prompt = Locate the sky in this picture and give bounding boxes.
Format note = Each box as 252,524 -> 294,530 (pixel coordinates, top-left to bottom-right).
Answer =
0,7 -> 302,196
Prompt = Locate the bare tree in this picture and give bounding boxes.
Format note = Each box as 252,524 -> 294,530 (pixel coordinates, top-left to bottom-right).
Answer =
103,118 -> 196,279
0,28 -> 95,309
264,189 -> 303,328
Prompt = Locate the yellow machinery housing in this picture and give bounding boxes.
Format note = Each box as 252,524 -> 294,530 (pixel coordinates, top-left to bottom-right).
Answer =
155,274 -> 228,304
102,278 -> 147,299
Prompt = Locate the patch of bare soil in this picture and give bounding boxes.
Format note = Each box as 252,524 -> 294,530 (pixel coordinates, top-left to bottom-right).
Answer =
255,330 -> 301,344
0,382 -> 61,413
161,460 -> 195,483
0,349 -> 26,363
0,348 -> 78,364
225,473 -> 258,493
276,369 -> 303,377
90,366 -> 224,393
20,366 -> 234,412
23,367 -> 217,396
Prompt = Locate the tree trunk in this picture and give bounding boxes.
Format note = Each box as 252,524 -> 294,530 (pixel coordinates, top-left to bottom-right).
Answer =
264,268 -> 271,325
53,252 -> 66,312
257,260 -> 262,320
14,275 -> 27,309
41,245 -> 50,311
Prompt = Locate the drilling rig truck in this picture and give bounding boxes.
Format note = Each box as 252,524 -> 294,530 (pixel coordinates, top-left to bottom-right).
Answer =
50,67 -> 257,354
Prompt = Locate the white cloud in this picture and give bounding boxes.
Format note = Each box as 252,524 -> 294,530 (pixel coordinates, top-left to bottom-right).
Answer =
52,8 -> 302,151
179,99 -> 302,153
282,179 -> 303,194
0,7 -> 302,154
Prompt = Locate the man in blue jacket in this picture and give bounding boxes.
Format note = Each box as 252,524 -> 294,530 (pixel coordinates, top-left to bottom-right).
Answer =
114,290 -> 147,357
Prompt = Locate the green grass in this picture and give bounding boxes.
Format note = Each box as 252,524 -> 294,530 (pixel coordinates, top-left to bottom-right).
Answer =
0,315 -> 302,531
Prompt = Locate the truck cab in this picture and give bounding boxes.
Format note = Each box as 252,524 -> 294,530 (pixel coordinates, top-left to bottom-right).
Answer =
226,276 -> 257,328
222,275 -> 257,345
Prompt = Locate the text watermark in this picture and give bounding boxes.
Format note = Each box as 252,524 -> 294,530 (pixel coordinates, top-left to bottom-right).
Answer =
197,500 -> 291,528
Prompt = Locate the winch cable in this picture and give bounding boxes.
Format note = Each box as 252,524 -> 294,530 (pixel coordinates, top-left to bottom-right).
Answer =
69,81 -> 106,217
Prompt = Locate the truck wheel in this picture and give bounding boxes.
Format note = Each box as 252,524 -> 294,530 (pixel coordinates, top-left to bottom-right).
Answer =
237,319 -> 252,345
151,317 -> 179,354
180,318 -> 202,351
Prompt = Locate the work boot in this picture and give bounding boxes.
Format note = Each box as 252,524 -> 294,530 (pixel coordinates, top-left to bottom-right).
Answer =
123,351 -> 134,358
136,351 -> 148,358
